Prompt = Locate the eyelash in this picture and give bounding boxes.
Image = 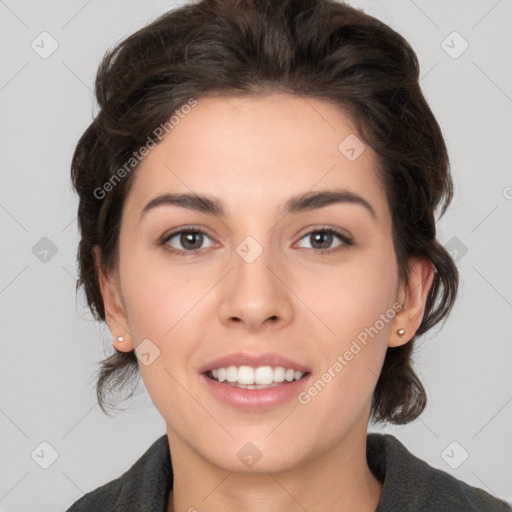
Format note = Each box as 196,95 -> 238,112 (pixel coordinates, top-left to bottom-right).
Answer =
160,224 -> 354,257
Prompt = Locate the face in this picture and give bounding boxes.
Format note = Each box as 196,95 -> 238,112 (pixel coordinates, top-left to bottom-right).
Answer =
99,93 -> 427,473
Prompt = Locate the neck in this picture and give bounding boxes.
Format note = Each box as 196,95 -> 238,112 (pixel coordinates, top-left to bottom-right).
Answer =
166,425 -> 382,512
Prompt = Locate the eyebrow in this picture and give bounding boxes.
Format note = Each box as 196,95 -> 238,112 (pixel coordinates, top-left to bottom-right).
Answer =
140,189 -> 377,221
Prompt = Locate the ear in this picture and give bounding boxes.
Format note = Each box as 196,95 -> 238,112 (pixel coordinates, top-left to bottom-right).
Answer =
388,257 -> 436,348
93,245 -> 134,352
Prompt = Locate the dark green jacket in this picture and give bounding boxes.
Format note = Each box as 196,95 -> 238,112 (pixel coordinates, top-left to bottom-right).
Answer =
66,433 -> 511,511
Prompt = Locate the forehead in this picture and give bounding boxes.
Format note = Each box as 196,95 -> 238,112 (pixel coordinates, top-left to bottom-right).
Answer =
123,93 -> 390,226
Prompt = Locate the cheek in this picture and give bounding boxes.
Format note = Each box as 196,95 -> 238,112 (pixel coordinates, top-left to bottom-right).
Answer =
299,243 -> 397,405
119,243 -> 196,337
307,245 -> 398,343
119,251 -> 201,407
118,247 -> 214,386
296,266 -> 396,439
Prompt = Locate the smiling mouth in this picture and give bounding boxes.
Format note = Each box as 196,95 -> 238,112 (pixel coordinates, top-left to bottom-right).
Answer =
205,365 -> 309,389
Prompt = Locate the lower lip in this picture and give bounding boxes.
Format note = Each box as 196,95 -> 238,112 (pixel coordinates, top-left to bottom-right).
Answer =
200,373 -> 311,411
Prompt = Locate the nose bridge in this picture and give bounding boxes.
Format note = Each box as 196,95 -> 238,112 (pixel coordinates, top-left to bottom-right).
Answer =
232,233 -> 279,303
218,232 -> 293,329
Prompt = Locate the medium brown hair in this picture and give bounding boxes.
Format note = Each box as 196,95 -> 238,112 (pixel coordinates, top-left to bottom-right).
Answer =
71,0 -> 459,422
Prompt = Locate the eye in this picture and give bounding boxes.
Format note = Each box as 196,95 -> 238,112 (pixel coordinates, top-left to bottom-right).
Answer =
296,227 -> 353,255
160,225 -> 353,256
162,226 -> 215,254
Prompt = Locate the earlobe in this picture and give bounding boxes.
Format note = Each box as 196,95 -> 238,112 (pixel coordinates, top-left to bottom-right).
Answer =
388,257 -> 436,348
92,245 -> 134,352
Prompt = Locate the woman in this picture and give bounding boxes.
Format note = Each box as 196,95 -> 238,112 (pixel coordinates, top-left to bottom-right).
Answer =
66,0 -> 511,510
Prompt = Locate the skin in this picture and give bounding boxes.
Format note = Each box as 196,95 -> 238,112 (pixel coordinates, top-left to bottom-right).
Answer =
94,93 -> 434,512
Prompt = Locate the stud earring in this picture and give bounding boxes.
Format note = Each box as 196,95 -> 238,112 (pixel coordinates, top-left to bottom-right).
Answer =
116,336 -> 124,342
396,329 -> 405,336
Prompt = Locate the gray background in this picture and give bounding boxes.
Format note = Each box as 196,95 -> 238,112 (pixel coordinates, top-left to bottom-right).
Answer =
1,0 -> 511,510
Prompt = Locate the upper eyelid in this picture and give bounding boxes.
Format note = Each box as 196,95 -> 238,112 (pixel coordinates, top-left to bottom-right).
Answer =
162,225 -> 215,241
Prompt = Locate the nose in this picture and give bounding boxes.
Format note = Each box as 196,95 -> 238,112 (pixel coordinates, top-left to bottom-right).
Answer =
217,240 -> 294,333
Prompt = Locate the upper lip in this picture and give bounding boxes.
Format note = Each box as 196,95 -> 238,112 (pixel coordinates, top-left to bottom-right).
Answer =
199,352 -> 311,374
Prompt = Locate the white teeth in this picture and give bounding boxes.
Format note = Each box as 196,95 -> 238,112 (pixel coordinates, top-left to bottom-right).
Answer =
274,366 -> 285,382
226,365 -> 238,383
255,366 -> 274,385
208,365 -> 305,386
238,365 -> 255,384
